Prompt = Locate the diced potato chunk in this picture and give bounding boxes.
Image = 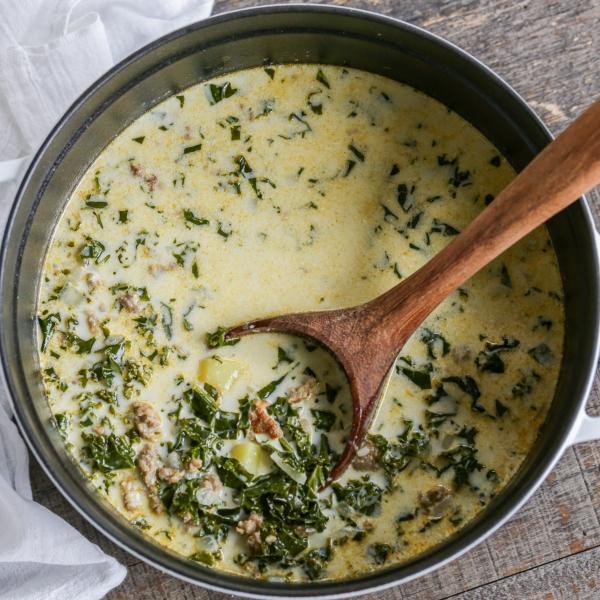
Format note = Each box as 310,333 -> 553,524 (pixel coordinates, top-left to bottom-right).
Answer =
59,282 -> 84,306
231,441 -> 271,475
197,356 -> 240,392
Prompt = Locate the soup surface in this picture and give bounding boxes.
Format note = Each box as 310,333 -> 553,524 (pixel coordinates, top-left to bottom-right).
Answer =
37,65 -> 564,581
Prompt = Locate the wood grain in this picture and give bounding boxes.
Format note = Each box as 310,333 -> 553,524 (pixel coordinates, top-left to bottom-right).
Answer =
28,1 -> 600,598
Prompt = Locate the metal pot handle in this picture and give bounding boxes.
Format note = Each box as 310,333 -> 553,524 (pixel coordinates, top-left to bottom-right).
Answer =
570,227 -> 600,445
571,412 -> 600,444
0,157 -> 27,183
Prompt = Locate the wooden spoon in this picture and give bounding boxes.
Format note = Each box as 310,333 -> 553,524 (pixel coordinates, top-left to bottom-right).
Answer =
226,100 -> 600,485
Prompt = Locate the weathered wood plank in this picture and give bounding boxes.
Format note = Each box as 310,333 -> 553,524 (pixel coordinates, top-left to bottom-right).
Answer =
27,1 -> 600,598
456,545 -> 600,599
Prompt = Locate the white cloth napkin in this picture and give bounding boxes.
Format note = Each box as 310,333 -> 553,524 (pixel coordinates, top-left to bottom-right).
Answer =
0,1 -> 214,599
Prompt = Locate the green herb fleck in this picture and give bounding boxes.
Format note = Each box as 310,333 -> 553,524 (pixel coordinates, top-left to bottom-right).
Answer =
316,68 -> 330,88
79,238 -> 107,264
368,543 -> 392,565
183,143 -> 202,154
528,343 -> 554,365
206,327 -> 240,348
348,144 -> 365,162
257,375 -> 285,399
38,313 -> 60,352
183,209 -> 209,226
311,410 -> 336,432
206,81 -> 237,105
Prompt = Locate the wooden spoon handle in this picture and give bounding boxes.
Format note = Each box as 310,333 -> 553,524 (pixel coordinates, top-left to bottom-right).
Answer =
370,100 -> 600,339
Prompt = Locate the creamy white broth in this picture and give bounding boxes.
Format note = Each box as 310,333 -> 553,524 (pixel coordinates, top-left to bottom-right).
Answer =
37,65 -> 563,581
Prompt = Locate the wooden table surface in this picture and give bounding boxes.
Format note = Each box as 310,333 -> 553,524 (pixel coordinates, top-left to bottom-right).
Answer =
29,0 -> 600,598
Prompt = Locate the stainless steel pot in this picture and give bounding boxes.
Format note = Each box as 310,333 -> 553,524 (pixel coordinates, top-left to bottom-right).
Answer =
1,5 -> 599,598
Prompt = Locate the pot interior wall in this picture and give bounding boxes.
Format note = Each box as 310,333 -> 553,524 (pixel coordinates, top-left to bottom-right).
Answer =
2,7 -> 598,598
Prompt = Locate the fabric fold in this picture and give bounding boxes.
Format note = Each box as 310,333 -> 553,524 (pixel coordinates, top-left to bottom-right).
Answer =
0,1 -> 214,598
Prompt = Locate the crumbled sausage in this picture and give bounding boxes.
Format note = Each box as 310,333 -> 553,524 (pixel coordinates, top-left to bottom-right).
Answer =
119,291 -> 142,313
157,466 -> 184,484
91,424 -> 106,436
352,439 -> 380,471
249,400 -> 282,439
137,444 -> 158,488
85,272 -> 101,289
236,511 -> 264,551
418,484 -> 453,518
86,312 -> 99,334
186,457 -> 203,474
181,511 -> 195,525
130,162 -> 158,192
120,479 -> 143,512
202,472 -> 222,491
133,402 -> 162,440
288,378 -> 319,403
157,457 -> 204,484
130,163 -> 143,177
145,174 -> 158,192
148,263 -> 176,278
137,443 -> 163,514
451,345 -> 471,362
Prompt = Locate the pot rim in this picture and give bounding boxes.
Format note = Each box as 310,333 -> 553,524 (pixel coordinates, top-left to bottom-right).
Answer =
1,4 -> 599,599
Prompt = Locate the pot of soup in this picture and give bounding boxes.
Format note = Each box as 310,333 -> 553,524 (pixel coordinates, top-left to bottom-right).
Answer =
1,5 -> 599,598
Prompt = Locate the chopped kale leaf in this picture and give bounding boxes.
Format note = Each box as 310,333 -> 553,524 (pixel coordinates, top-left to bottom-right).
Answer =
79,238 -> 107,264
442,375 -> 484,412
62,332 -> 96,354
206,326 -> 240,348
51,413 -> 69,440
332,478 -> 383,516
475,336 -> 520,374
206,81 -> 237,104
257,375 -> 285,399
38,313 -> 60,352
348,144 -> 365,162
368,543 -> 392,565
421,328 -> 450,359
83,433 -> 135,472
183,143 -> 202,154
528,343 -> 555,365
316,68 -> 330,88
171,418 -> 222,466
396,183 -> 415,212
216,457 -> 254,489
183,209 -> 209,226
495,399 -> 509,417
310,409 -> 336,432
398,364 -> 432,390
300,544 -> 333,580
